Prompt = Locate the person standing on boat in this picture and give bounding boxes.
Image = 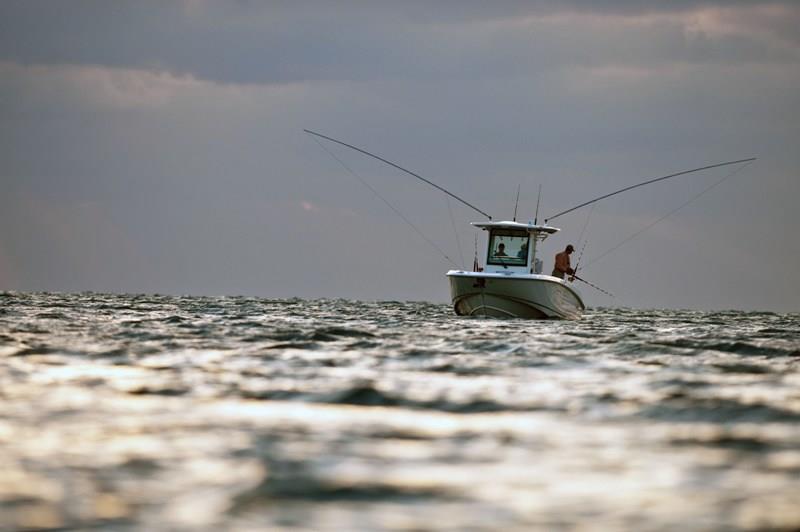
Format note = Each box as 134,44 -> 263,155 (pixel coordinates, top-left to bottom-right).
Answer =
552,245 -> 575,280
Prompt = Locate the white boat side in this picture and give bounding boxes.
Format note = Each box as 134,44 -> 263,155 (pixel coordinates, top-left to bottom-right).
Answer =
447,270 -> 585,320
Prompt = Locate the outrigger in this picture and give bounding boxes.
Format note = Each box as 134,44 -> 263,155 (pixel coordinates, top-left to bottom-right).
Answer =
304,129 -> 755,320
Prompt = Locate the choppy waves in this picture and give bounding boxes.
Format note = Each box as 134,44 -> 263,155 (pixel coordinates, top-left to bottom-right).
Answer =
1,292 -> 799,530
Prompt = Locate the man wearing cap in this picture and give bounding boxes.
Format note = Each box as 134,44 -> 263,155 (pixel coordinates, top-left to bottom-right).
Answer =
552,245 -> 575,280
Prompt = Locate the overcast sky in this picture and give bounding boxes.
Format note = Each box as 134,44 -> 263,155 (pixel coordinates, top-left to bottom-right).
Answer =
1,1 -> 798,311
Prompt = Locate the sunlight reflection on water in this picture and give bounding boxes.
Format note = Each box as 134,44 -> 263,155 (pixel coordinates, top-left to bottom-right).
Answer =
1,292 -> 799,530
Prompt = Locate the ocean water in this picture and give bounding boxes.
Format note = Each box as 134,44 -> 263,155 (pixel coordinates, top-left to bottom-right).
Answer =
1,292 -> 799,531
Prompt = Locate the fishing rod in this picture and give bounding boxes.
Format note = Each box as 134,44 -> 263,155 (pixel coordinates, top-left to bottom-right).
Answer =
309,134 -> 459,267
572,202 -> 595,272
573,239 -> 589,273
571,274 -> 614,298
580,158 -> 757,271
545,157 -> 757,223
304,129 -> 493,220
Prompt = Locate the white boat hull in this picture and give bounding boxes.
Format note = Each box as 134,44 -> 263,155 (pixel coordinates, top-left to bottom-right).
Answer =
447,271 -> 585,320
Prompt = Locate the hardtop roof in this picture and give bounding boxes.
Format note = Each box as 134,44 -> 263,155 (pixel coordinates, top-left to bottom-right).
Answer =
471,220 -> 560,234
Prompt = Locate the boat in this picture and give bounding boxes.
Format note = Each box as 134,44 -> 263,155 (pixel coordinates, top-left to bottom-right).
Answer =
303,129 -> 756,320
447,221 -> 584,319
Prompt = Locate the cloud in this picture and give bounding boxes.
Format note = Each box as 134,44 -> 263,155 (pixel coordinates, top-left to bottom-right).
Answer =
0,61 -> 317,117
0,1 -> 797,85
0,62 -> 207,112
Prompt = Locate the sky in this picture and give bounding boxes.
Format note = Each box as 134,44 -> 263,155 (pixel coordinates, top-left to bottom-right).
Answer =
1,0 -> 798,311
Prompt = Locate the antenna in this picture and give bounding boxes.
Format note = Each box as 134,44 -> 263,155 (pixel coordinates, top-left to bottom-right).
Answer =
513,184 -> 521,222
534,184 -> 542,225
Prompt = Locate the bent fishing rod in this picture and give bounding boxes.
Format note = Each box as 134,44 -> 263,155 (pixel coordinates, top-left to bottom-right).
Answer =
545,157 -> 757,223
571,273 -> 614,298
304,129 -> 493,220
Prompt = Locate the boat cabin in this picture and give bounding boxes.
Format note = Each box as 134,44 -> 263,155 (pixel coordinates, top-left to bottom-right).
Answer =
472,221 -> 559,275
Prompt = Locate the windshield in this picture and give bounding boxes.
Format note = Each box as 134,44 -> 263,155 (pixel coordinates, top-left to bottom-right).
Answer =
486,230 -> 529,267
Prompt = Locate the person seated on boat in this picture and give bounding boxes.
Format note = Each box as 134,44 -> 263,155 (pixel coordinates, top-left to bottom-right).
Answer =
552,245 -> 575,279
495,243 -> 508,257
517,243 -> 528,260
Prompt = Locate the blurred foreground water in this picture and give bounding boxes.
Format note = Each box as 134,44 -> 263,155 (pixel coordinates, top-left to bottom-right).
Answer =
1,292 -> 799,531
